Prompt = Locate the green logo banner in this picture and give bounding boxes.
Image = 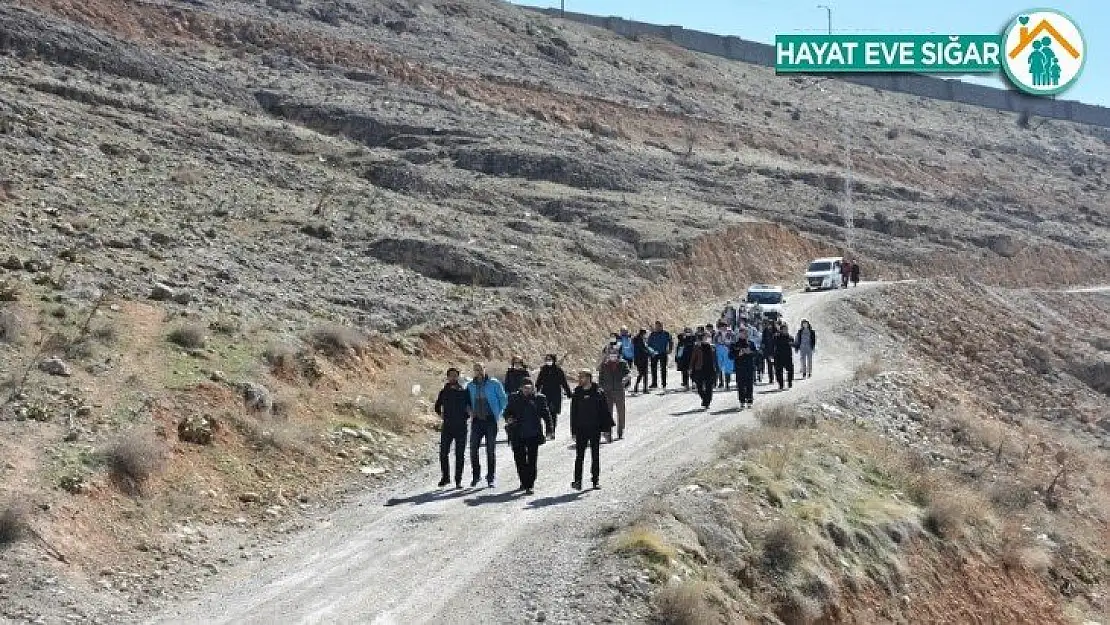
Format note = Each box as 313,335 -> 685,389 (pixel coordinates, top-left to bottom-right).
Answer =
775,35 -> 1003,73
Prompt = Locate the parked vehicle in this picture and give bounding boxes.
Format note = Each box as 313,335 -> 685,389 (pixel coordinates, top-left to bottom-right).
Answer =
746,285 -> 785,322
804,257 -> 844,292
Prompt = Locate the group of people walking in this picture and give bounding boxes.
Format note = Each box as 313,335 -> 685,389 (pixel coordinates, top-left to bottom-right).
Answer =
431,311 -> 818,496
841,259 -> 861,288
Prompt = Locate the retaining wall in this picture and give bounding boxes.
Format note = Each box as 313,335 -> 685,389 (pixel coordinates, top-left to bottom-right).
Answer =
531,8 -> 1110,128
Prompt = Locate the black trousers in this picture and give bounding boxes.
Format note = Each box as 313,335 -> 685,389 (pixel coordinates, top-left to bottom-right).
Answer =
754,354 -> 764,379
512,437 -> 541,489
470,420 -> 498,482
650,354 -> 668,388
774,358 -> 795,389
737,374 -> 754,404
439,426 -> 467,483
633,357 -> 649,393
678,367 -> 690,387
694,375 -> 715,407
574,434 -> 601,485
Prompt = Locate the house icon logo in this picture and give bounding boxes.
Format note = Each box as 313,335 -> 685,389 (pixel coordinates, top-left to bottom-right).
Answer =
1001,9 -> 1085,95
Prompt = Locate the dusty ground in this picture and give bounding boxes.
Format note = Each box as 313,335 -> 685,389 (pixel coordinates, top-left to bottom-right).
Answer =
1,0 -> 1109,622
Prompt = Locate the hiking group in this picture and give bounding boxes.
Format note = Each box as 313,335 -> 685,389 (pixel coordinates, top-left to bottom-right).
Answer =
432,305 -> 818,496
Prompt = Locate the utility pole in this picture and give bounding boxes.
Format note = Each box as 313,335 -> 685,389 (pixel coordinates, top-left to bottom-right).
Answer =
844,132 -> 854,257
817,5 -> 832,35
560,0 -> 565,17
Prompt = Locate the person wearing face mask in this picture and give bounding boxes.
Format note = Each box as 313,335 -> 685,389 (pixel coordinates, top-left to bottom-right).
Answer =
433,367 -> 470,489
503,380 -> 552,495
570,369 -> 612,490
631,328 -> 652,395
772,323 -> 795,390
674,327 -> 696,391
689,331 -> 718,410
597,350 -> 631,442
647,321 -> 674,392
535,354 -> 572,439
503,356 -> 531,395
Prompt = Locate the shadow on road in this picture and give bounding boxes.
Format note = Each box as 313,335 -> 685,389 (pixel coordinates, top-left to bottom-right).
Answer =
525,491 -> 586,509
384,488 -> 473,507
464,490 -> 527,507
710,407 -> 741,415
758,389 -> 785,395
670,408 -> 706,416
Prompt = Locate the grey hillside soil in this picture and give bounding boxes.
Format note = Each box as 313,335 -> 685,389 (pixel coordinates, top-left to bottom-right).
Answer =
152,285 -> 878,625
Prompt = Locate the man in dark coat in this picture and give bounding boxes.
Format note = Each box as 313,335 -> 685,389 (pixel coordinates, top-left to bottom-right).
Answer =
688,332 -> 718,410
850,261 -> 861,287
535,354 -> 572,438
570,370 -> 613,490
503,380 -> 553,495
760,321 -> 777,385
630,328 -> 652,395
503,356 -> 531,395
433,367 -> 469,488
647,321 -> 674,391
674,327 -> 696,390
772,324 -> 795,390
729,338 -> 758,409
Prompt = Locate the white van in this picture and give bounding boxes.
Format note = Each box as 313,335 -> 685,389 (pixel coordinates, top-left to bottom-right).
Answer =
746,284 -> 785,322
804,257 -> 843,291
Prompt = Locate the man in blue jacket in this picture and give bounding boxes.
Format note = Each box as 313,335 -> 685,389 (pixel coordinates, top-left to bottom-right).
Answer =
467,363 -> 508,488
647,321 -> 674,392
618,326 -> 635,364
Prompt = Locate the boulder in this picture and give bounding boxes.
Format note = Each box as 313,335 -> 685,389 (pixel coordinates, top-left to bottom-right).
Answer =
178,414 -> 218,445
39,357 -> 72,377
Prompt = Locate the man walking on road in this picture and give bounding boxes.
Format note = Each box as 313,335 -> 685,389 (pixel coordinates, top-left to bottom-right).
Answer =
730,337 -> 758,409
760,320 -> 776,386
689,331 -> 718,410
503,380 -> 552,495
795,320 -> 817,379
850,260 -> 860,287
535,354 -> 571,439
466,363 -> 507,488
598,351 -> 630,441
434,367 -> 470,488
570,370 -> 612,491
675,327 -> 696,391
841,259 -> 852,288
772,324 -> 795,390
647,321 -> 673,392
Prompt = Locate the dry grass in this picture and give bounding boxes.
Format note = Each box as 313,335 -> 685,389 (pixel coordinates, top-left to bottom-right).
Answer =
613,526 -> 676,566
717,425 -> 787,456
922,489 -> 992,539
0,310 -> 20,344
0,502 -> 27,546
853,355 -> 884,381
988,480 -> 1037,511
652,581 -> 716,625
761,524 -> 810,572
105,430 -> 166,494
1001,542 -> 1051,575
168,323 -> 207,349
307,324 -> 367,359
756,404 -> 810,429
230,412 -> 316,454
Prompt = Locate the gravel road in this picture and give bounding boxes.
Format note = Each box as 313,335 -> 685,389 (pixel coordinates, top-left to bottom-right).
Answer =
151,285 -> 875,625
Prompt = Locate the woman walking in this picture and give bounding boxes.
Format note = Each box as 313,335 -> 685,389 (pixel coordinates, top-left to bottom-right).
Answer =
795,320 -> 817,379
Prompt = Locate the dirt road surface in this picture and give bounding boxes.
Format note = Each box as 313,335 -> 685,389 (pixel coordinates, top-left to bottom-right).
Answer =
152,285 -> 875,625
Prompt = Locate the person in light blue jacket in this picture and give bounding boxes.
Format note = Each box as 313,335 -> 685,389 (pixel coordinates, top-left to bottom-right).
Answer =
618,326 -> 635,364
747,324 -> 764,383
467,363 -> 508,489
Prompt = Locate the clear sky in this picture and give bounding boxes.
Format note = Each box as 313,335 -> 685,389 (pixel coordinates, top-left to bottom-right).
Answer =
512,1 -> 1106,107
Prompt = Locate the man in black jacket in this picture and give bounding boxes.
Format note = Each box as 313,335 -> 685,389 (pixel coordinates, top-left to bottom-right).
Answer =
535,354 -> 572,438
570,370 -> 612,490
503,380 -> 553,495
674,327 -> 696,390
730,338 -> 758,409
503,356 -> 531,395
772,323 -> 795,390
433,367 -> 469,488
689,332 -> 718,410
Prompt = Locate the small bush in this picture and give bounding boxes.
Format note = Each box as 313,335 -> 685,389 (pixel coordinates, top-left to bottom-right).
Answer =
0,310 -> 19,344
652,581 -> 715,625
168,323 -> 207,349
718,426 -> 784,456
757,404 -> 807,429
762,524 -> 809,572
307,324 -> 367,358
922,497 -> 970,538
614,526 -> 676,566
1002,544 -> 1050,574
91,323 -> 119,344
988,481 -> 1036,511
0,503 -> 27,546
853,356 -> 884,381
886,128 -> 900,139
105,431 -> 165,494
